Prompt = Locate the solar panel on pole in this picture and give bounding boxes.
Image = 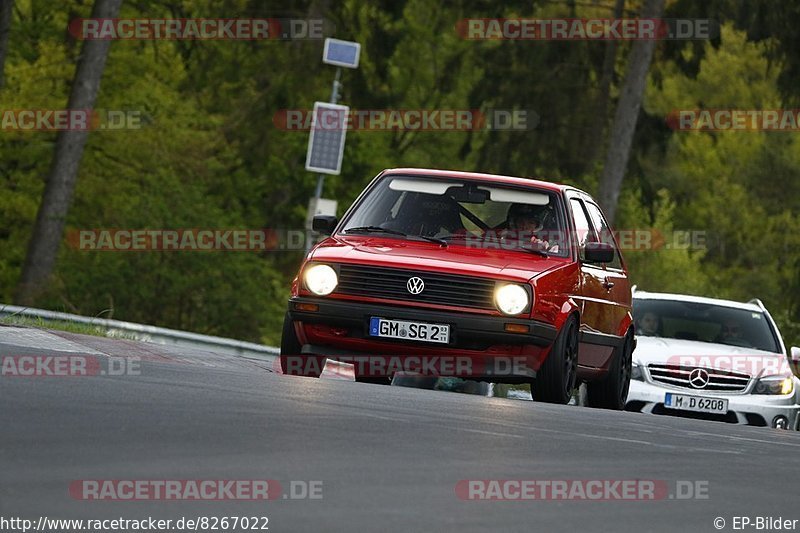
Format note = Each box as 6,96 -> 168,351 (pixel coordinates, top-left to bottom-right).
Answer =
305,102 -> 349,175
322,38 -> 361,68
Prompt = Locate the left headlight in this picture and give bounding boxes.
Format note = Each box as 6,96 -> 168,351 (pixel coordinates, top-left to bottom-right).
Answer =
494,283 -> 530,315
753,374 -> 794,395
304,264 -> 338,296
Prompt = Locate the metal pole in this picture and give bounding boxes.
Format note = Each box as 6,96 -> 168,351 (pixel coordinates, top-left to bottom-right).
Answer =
306,67 -> 343,253
330,67 -> 342,103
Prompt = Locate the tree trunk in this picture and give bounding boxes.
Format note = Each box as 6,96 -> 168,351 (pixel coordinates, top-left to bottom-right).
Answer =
15,0 -> 123,305
579,0 -> 625,174
597,0 -> 665,224
0,0 -> 12,88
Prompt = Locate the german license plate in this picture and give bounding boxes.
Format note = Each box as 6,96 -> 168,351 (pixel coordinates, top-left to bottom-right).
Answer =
369,317 -> 450,344
664,393 -> 729,414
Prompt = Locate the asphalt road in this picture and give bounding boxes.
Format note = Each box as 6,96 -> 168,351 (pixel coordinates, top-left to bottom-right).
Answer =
1,325 -> 799,533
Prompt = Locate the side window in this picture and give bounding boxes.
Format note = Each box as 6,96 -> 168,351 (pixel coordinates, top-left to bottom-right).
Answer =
569,199 -> 596,260
584,202 -> 623,269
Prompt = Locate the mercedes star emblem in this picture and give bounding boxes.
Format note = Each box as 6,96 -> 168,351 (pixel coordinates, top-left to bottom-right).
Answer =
689,368 -> 710,389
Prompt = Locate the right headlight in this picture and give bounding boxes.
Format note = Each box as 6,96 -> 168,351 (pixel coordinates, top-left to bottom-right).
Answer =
631,362 -> 644,381
753,374 -> 794,395
494,283 -> 530,315
303,264 -> 338,296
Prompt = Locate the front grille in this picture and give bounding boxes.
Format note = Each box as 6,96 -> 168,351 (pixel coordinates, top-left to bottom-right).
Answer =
647,364 -> 751,392
335,264 -> 497,310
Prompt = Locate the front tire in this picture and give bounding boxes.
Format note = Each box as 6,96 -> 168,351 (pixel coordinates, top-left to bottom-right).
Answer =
532,316 -> 578,404
586,331 -> 633,410
279,313 -> 324,377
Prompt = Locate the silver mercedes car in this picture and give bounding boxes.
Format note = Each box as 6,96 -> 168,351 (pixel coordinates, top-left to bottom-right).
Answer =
626,291 -> 800,430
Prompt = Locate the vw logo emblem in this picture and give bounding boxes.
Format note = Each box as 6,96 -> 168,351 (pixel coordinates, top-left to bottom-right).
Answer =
406,276 -> 425,295
689,368 -> 710,389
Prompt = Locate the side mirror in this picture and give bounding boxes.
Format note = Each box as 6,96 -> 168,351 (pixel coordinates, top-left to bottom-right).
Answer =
584,241 -> 615,263
312,215 -> 338,236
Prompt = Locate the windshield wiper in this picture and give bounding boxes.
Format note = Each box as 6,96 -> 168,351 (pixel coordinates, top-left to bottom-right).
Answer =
414,235 -> 448,246
344,226 -> 407,237
518,246 -> 550,258
344,226 -> 447,247
441,233 -> 550,255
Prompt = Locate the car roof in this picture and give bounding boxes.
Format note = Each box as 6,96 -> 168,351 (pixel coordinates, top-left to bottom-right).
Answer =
633,290 -> 764,313
381,168 -> 580,194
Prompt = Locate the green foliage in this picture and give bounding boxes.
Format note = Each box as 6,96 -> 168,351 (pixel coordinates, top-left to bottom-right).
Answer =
617,188 -> 710,296
644,23 -> 800,345
1,2 -> 800,348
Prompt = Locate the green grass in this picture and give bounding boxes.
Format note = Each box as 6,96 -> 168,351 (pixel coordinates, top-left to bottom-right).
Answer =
493,383 -> 532,399
0,314 -> 137,339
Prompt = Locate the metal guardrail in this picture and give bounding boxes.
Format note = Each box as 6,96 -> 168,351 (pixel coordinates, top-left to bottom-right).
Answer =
0,303 -> 279,358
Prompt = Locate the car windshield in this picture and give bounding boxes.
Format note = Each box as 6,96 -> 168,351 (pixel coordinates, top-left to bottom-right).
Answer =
633,298 -> 780,353
340,175 -> 569,257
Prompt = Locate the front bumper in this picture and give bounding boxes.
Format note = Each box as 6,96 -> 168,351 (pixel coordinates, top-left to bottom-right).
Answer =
626,379 -> 800,430
286,296 -> 558,380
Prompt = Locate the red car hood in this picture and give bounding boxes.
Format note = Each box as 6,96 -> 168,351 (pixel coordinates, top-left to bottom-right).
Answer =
309,235 -> 567,283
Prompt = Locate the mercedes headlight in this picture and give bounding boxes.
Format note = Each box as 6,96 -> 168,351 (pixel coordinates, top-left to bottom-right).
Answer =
631,362 -> 644,381
494,284 -> 530,315
753,374 -> 794,395
304,264 -> 338,296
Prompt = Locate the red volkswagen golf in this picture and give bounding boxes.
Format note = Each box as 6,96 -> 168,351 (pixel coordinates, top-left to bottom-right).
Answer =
281,168 -> 634,408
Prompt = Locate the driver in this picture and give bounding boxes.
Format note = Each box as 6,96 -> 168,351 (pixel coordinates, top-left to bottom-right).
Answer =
505,203 -> 555,250
717,319 -> 743,344
636,311 -> 661,337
